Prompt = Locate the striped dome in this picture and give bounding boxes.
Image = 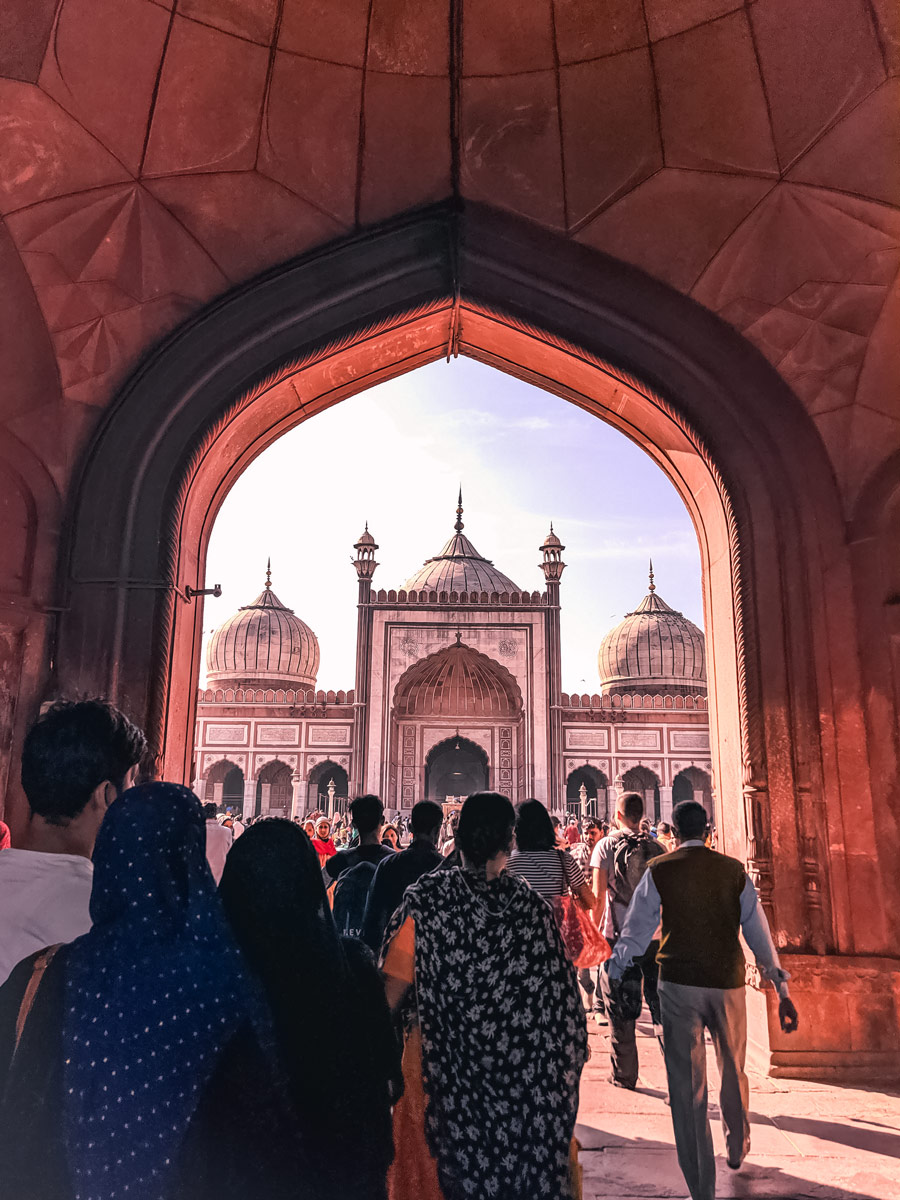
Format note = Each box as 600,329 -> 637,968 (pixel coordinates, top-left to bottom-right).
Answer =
394,640 -> 522,717
598,571 -> 706,697
402,492 -> 521,595
206,569 -> 319,689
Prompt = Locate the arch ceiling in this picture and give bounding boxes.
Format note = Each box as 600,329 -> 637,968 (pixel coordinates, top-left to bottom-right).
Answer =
0,0 -> 897,509
394,642 -> 522,717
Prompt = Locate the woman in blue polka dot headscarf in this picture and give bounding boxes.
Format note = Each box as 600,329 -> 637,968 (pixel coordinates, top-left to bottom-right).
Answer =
0,782 -> 318,1200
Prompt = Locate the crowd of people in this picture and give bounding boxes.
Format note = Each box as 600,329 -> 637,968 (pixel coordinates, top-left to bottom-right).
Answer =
0,699 -> 798,1200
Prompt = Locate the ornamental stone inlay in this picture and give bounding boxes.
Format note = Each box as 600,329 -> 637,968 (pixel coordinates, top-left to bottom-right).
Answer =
206,724 -> 247,745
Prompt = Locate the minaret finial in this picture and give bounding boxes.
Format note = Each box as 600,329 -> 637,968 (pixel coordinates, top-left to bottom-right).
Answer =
455,487 -> 464,533
265,557 -> 272,589
648,558 -> 655,593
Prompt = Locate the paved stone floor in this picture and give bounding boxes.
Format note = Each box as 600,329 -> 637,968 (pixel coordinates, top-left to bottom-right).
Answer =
577,1012 -> 900,1199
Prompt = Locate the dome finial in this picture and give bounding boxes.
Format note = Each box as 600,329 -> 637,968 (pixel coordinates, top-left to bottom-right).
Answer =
265,557 -> 272,590
648,558 -> 655,593
455,486 -> 464,533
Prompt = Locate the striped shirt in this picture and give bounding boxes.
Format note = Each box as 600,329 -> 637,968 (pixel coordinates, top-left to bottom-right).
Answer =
507,849 -> 586,899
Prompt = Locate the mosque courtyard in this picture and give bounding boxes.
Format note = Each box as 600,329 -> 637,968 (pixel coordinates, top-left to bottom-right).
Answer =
578,1019 -> 900,1199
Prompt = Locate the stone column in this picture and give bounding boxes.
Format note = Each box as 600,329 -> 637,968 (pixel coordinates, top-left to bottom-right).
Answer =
290,773 -> 303,820
242,777 -> 256,822
259,781 -> 272,814
659,786 -> 673,822
610,774 -> 625,810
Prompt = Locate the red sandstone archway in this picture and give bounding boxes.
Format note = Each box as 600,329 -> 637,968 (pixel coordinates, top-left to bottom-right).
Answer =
45,204 -> 897,1077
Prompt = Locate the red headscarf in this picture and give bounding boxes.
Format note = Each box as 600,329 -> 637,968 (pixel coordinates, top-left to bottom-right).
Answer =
312,820 -> 336,859
0,820 -> 10,850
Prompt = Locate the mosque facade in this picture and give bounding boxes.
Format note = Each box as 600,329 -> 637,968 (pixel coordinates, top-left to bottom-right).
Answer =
194,498 -> 712,823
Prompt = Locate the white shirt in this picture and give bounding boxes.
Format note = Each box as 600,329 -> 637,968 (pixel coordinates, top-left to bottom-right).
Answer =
205,820 -> 233,884
0,848 -> 94,985
608,840 -> 791,996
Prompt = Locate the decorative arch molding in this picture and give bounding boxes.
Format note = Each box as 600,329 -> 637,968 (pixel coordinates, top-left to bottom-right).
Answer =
566,764 -> 609,792
50,200 -> 887,1023
392,640 -> 524,718
256,758 -> 293,782
420,726 -> 492,764
307,757 -> 346,785
202,756 -> 242,783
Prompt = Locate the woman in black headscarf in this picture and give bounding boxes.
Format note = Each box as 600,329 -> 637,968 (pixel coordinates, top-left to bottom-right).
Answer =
0,782 -> 313,1200
218,818 -> 400,1200
382,791 -> 588,1200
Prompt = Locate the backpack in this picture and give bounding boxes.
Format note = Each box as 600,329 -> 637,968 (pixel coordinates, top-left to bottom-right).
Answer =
610,834 -> 660,932
332,860 -> 378,939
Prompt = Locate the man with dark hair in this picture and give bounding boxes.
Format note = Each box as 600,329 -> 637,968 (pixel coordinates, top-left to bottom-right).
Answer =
323,794 -> 392,887
361,800 -> 444,951
0,698 -> 146,984
591,790 -> 666,1085
607,800 -> 798,1200
203,800 -> 232,884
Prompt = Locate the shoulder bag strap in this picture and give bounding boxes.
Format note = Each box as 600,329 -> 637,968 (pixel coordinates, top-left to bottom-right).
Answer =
14,944 -> 61,1053
557,848 -> 573,896
3,944 -> 62,1109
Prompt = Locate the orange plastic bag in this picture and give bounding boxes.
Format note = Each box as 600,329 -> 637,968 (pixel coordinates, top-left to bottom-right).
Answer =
553,895 -> 612,968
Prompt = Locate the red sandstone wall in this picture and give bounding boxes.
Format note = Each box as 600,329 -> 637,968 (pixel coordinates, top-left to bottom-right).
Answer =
0,1 -> 898,854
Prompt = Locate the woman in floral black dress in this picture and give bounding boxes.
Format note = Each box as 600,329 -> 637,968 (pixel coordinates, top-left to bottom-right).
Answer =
382,791 -> 588,1200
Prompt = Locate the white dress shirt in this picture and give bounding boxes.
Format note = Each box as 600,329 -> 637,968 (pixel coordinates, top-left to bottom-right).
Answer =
0,848 -> 94,985
205,820 -> 234,884
607,840 -> 791,996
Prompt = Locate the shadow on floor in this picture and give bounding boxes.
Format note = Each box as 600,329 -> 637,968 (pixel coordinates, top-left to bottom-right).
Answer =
770,1113 -> 900,1159
578,1127 -> 890,1199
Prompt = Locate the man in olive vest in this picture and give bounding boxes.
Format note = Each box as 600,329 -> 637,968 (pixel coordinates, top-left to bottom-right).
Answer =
605,800 -> 799,1200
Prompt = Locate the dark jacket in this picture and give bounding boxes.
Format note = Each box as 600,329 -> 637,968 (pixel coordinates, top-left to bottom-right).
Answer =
0,949 -> 320,1200
361,840 -> 444,952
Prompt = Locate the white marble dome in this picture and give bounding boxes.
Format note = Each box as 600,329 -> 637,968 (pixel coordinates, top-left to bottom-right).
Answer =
206,567 -> 319,689
402,494 -> 521,595
599,571 -> 706,697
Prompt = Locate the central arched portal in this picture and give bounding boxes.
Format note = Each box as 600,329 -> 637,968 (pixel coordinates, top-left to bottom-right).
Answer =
390,642 -> 524,808
426,737 -> 489,803
54,203 -> 886,1078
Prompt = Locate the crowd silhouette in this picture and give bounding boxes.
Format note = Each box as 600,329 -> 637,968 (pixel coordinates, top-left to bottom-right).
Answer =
0,699 -> 797,1200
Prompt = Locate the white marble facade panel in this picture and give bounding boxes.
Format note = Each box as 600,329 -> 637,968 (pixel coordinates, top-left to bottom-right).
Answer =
564,727 -> 610,751
204,723 -> 249,745
307,724 -> 351,747
668,729 -> 711,751
617,728 -> 662,751
256,724 -> 300,745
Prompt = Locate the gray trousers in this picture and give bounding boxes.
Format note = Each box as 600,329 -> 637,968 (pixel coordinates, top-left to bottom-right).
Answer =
599,939 -> 661,1087
658,981 -> 751,1200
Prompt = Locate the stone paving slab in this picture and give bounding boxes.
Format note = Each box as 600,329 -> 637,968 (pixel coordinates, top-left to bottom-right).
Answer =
577,1013 -> 900,1200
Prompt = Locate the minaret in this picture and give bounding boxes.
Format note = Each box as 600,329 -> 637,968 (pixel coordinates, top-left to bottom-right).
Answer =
540,525 -> 566,813
351,524 -> 379,797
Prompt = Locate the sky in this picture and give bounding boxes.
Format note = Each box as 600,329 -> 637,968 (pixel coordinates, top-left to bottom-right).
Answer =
201,359 -> 703,694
